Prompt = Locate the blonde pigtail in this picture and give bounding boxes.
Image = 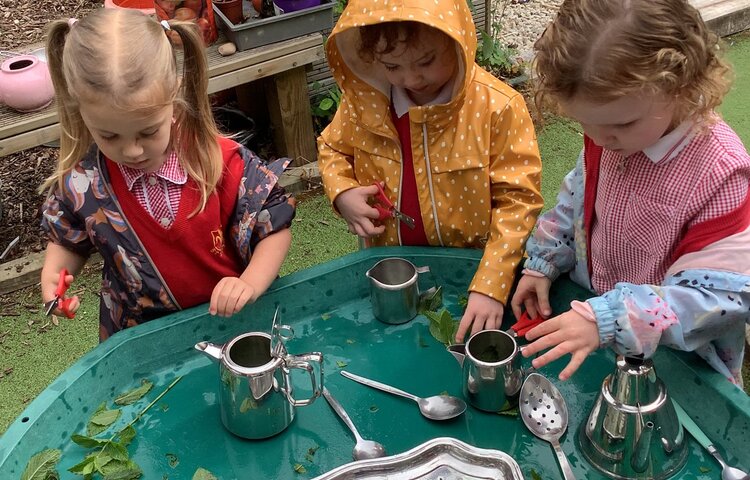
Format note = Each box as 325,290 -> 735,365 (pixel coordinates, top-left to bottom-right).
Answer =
40,19 -> 93,194
170,21 -> 223,215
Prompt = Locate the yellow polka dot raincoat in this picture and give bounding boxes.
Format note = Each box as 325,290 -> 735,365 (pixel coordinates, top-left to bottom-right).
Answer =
317,0 -> 543,303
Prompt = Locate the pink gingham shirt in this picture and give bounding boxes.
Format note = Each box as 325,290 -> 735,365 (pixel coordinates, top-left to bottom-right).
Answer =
118,151 -> 186,229
589,120 -> 748,294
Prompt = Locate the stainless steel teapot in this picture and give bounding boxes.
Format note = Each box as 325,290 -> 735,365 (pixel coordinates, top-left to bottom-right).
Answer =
195,325 -> 323,440
578,356 -> 687,479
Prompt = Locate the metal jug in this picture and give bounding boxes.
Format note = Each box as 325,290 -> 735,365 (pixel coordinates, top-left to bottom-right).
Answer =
577,356 -> 687,479
195,329 -> 323,439
447,330 -> 532,412
365,257 -> 433,325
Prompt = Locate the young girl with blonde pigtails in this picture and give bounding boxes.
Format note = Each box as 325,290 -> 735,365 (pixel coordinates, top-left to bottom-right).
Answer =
39,9 -> 295,340
511,0 -> 750,385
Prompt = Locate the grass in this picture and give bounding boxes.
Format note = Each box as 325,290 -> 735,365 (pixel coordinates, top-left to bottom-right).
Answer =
1,32 -> 749,435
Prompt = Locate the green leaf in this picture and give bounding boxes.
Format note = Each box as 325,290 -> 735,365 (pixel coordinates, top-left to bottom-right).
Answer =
21,449 -> 61,480
72,434 -> 109,449
345,339 -> 355,344
114,380 -> 154,406
69,455 -> 97,475
321,312 -> 331,320
293,463 -> 307,474
529,469 -> 543,480
336,361 -> 348,368
87,406 -> 121,436
103,443 -> 129,462
94,453 -> 114,474
369,405 -> 379,413
458,294 -> 469,309
166,453 -> 179,468
418,286 -> 443,313
497,407 -> 519,417
192,468 -> 218,480
319,98 -> 334,111
425,308 -> 458,346
698,466 -> 711,473
117,426 -> 137,447
99,459 -> 142,479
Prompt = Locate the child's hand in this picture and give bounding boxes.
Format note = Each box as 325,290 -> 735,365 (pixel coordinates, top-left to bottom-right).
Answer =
43,271 -> 80,318
454,292 -> 504,342
521,309 -> 600,380
510,274 -> 552,320
209,277 -> 256,317
334,185 -> 386,237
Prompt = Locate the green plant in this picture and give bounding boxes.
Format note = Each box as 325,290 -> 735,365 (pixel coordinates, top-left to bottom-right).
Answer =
310,81 -> 343,133
475,26 -> 523,80
333,0 -> 347,15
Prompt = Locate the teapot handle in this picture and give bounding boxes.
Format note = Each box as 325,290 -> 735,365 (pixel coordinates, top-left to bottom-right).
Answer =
283,352 -> 323,407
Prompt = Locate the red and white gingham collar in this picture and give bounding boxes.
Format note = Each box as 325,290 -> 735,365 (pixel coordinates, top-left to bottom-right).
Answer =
117,151 -> 187,190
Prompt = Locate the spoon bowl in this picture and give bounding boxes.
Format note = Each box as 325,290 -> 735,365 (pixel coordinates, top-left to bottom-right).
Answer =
519,373 -> 576,480
322,387 -> 387,461
341,370 -> 466,421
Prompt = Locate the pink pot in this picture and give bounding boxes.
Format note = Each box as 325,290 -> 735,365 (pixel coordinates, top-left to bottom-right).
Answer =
0,55 -> 55,113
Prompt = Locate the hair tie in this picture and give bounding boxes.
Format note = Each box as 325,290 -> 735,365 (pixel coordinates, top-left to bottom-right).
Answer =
68,18 -> 79,28
160,20 -> 171,31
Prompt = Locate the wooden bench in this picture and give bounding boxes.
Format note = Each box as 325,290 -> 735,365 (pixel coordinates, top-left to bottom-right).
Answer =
0,32 -> 325,165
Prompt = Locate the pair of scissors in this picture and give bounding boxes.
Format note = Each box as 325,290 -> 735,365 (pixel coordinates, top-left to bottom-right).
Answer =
371,182 -> 416,229
44,268 -> 76,318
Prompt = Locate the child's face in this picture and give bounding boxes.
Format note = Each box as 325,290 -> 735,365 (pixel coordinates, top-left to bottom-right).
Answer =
80,101 -> 174,173
560,92 -> 677,157
376,28 -> 458,106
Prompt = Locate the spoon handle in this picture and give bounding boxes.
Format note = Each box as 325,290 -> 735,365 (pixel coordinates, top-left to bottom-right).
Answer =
552,441 -> 576,480
341,371 -> 419,402
322,387 -> 363,442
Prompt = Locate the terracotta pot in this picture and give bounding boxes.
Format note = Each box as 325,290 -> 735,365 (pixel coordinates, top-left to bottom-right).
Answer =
0,55 -> 54,113
215,0 -> 243,24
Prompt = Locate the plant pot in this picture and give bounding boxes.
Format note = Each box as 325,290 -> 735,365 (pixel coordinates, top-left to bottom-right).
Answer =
0,55 -> 54,113
214,0 -> 243,24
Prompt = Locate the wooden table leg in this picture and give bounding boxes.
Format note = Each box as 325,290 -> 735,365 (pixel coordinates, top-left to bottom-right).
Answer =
265,66 -> 317,167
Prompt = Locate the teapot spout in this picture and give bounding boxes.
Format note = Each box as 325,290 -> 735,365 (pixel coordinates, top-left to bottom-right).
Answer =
447,344 -> 466,367
630,420 -> 654,473
195,341 -> 223,362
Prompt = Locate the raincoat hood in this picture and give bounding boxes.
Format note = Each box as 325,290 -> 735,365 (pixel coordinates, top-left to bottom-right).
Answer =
327,0 -> 477,108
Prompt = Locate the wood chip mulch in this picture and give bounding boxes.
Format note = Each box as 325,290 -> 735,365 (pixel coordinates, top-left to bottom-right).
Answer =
0,1 -> 102,262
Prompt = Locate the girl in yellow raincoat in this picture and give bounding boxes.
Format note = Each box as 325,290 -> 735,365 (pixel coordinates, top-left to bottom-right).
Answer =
317,0 -> 544,341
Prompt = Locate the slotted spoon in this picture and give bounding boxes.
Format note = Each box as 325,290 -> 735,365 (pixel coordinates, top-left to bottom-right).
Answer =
519,373 -> 576,480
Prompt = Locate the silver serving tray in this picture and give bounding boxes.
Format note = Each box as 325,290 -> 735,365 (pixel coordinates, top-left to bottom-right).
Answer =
313,437 -> 525,480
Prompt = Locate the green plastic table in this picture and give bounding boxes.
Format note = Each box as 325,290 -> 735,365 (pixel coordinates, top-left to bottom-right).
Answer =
1,247 -> 749,479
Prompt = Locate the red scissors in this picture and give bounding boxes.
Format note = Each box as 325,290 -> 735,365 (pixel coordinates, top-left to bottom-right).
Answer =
508,311 -> 546,338
371,182 -> 416,229
44,268 -> 76,318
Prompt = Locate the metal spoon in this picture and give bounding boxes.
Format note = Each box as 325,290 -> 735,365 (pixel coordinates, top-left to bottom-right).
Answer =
673,400 -> 750,480
340,370 -> 466,421
322,387 -> 387,461
519,373 -> 576,480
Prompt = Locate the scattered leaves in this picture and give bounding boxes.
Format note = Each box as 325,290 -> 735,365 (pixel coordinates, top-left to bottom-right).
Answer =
529,469 -> 542,480
321,313 -> 331,321
114,380 -> 154,406
345,339 -> 355,344
336,361 -> 348,368
293,463 -> 307,474
20,448 -> 61,480
698,466 -> 711,473
497,407 -> 519,417
458,294 -> 469,309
